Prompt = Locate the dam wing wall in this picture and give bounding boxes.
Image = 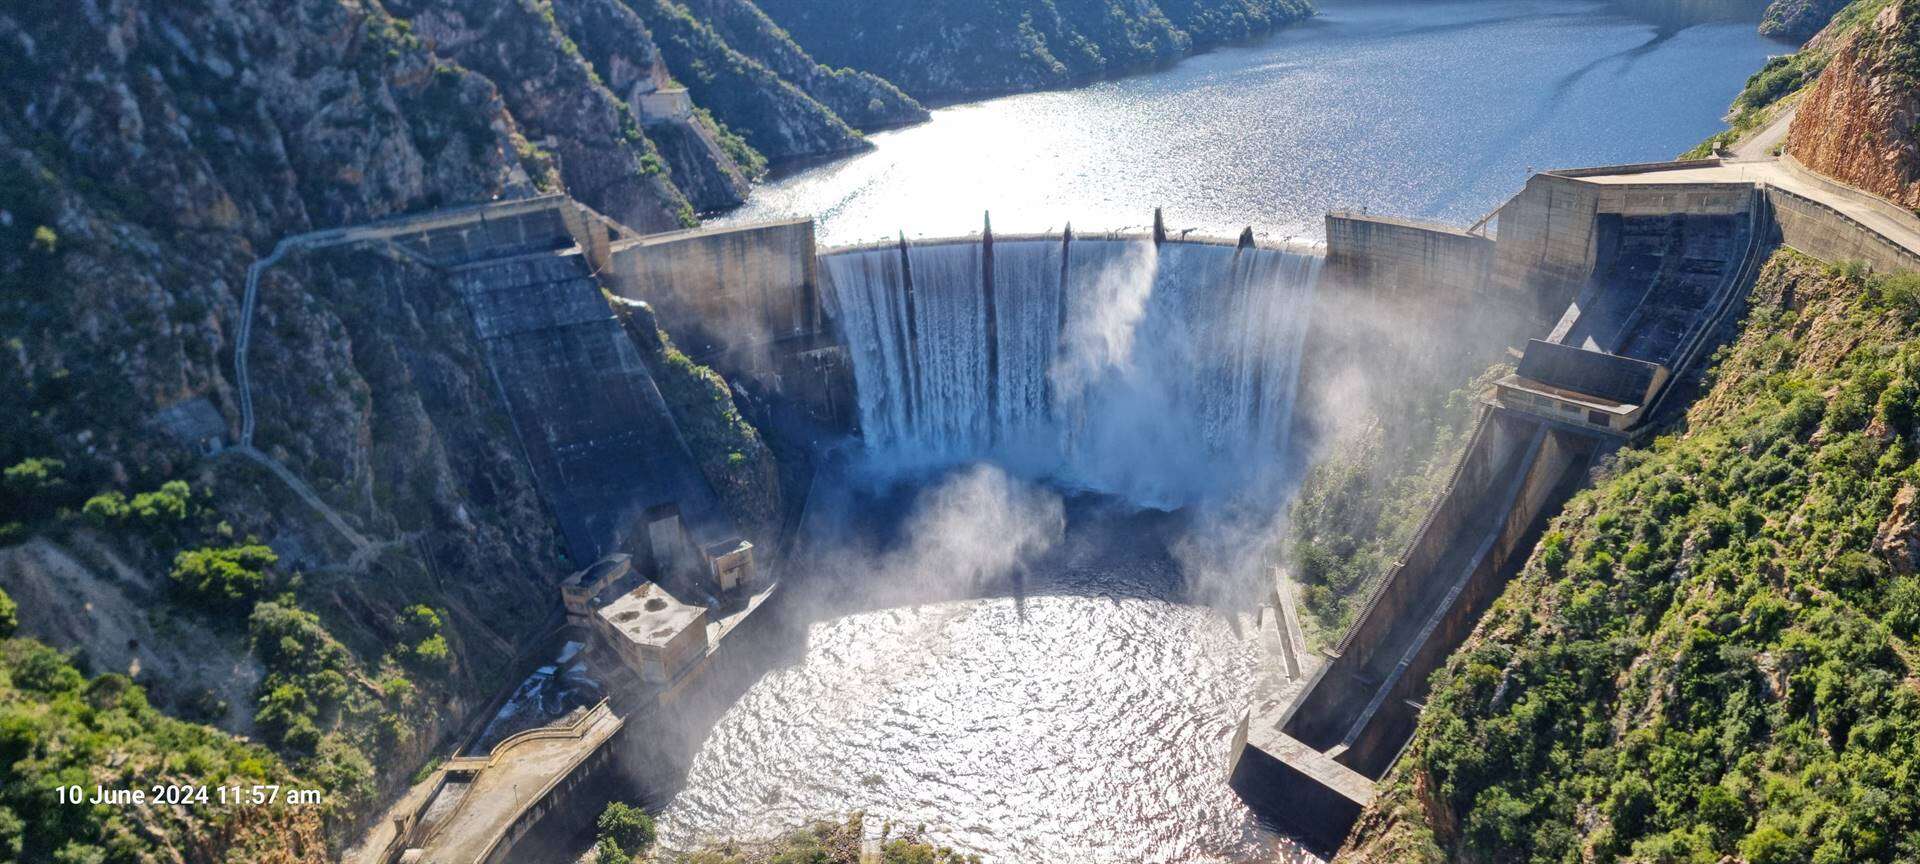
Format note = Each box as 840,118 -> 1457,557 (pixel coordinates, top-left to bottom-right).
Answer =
603,219 -> 855,426
605,220 -> 822,363
453,248 -> 734,564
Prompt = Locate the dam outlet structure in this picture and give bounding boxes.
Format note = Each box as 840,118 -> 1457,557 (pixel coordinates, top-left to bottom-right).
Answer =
819,225 -> 1322,507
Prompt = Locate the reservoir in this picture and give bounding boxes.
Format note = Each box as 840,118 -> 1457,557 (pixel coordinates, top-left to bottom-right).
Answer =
658,1 -> 1786,861
715,0 -> 1784,245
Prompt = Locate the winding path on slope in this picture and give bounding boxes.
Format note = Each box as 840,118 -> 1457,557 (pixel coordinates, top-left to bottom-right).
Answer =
228,228 -> 439,566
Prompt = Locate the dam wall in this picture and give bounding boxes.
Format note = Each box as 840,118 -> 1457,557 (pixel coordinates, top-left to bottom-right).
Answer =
1488,173 -> 1603,325
1488,167 -> 1752,327
1324,211 -> 1492,304
606,219 -> 820,362
604,220 -> 854,424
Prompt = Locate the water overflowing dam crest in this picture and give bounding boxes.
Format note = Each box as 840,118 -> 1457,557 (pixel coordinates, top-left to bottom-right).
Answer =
823,236 -> 1321,505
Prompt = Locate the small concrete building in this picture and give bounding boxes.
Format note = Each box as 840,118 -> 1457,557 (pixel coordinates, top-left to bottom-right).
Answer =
1495,339 -> 1669,433
704,539 -> 754,593
636,87 -> 693,124
560,554 -> 634,620
644,504 -> 756,595
592,582 -> 709,685
627,56 -> 693,125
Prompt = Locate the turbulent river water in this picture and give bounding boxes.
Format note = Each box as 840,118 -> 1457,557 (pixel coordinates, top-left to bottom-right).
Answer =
716,0 -> 1782,245
656,2 -> 1785,861
656,485 -> 1297,863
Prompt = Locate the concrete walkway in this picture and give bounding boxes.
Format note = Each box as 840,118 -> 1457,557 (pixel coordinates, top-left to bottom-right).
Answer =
410,703 -> 622,864
1577,157 -> 1920,259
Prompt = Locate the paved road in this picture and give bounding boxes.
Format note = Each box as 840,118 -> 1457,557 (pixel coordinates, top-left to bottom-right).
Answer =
1731,104 -> 1799,162
1578,158 -> 1920,258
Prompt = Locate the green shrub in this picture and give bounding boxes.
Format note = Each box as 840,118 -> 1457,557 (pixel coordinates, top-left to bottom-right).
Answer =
80,492 -> 128,525
169,544 -> 277,607
1387,252 -> 1920,862
596,801 -> 656,856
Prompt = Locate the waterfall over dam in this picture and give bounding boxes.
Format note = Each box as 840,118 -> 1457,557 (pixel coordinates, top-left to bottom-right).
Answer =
821,235 -> 1322,505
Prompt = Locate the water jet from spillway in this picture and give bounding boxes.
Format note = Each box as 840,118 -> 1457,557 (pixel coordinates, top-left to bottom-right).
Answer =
821,233 -> 1322,507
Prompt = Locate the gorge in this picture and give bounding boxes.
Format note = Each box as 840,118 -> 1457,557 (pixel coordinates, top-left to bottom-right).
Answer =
7,0 -> 1920,863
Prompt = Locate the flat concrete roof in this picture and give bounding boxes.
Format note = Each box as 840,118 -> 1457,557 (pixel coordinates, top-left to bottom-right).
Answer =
564,554 -> 631,591
597,582 -> 704,648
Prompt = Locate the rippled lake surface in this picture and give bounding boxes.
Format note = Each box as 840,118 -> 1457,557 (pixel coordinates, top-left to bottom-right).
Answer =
715,0 -> 1783,245
655,492 -> 1306,863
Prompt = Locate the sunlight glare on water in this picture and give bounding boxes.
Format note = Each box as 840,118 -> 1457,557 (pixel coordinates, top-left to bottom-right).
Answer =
715,0 -> 1782,245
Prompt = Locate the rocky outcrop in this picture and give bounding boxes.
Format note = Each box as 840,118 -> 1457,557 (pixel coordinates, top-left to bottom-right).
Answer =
389,0 -> 696,231
647,120 -> 754,212
1787,0 -> 1920,209
544,0 -> 753,212
676,0 -> 928,131
1761,0 -> 1852,41
754,0 -> 1313,102
1874,483 -> 1920,572
626,0 -> 874,164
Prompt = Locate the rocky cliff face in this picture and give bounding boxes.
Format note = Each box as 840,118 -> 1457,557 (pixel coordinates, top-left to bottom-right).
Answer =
541,0 -> 754,212
753,0 -> 1313,102
1788,0 -> 1920,209
626,0 -> 877,164
0,1 -> 582,857
388,0 -> 700,230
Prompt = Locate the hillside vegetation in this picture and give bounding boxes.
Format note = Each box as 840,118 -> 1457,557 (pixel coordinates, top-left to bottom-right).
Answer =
1340,249 -> 1920,863
752,0 -> 1314,102
0,617 -> 330,863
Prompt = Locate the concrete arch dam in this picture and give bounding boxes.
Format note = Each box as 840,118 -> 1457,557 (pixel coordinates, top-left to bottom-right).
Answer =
817,229 -> 1323,506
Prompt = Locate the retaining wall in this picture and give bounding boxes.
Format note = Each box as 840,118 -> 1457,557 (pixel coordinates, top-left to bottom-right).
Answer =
1336,424 -> 1594,777
1768,186 -> 1920,273
1228,723 -> 1373,858
1281,409 -> 1530,749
